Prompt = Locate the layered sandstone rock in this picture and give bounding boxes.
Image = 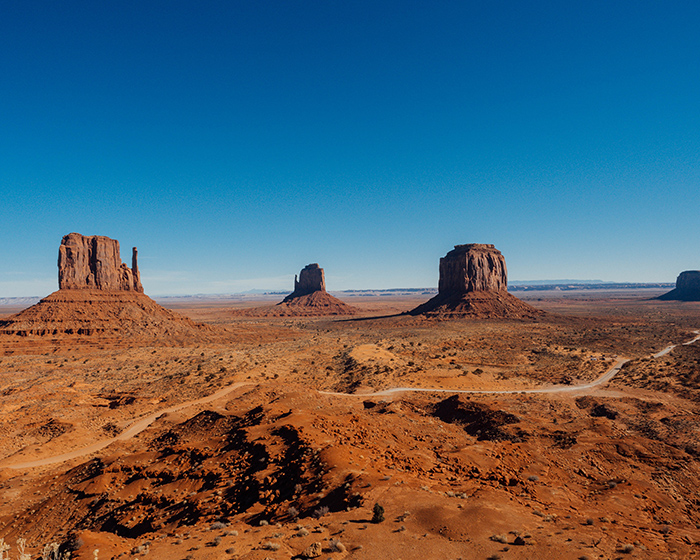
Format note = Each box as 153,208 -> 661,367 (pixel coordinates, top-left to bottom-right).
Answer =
438,244 -> 508,295
58,233 -> 143,292
411,244 -> 542,318
0,290 -> 207,338
283,263 -> 326,301
658,271 -> 700,301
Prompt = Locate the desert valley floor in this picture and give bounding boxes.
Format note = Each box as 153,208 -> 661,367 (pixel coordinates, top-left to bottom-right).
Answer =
0,290 -> 699,559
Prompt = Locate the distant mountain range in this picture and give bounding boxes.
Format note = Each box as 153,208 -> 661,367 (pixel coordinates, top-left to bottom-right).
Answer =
508,281 -> 673,292
510,279 -> 605,285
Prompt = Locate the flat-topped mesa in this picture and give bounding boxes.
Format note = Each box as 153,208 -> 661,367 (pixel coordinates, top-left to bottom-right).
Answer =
658,270 -> 700,301
410,243 -> 542,318
439,244 -> 507,295
58,233 -> 143,292
285,263 -> 326,300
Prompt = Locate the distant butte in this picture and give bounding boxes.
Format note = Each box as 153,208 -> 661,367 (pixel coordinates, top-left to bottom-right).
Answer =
658,270 -> 700,302
283,263 -> 326,301
233,263 -> 359,317
0,233 -> 208,339
410,243 -> 543,318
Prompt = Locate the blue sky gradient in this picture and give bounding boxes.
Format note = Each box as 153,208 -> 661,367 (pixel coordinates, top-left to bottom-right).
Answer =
1,1 -> 699,296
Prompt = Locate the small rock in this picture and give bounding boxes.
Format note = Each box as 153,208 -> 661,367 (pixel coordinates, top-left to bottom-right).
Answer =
301,542 -> 323,558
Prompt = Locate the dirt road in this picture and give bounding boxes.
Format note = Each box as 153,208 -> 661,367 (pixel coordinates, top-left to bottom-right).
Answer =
0,382 -> 249,470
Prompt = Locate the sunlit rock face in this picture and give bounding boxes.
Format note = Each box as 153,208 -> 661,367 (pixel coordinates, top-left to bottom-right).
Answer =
438,244 -> 507,295
58,233 -> 143,292
410,243 -> 542,318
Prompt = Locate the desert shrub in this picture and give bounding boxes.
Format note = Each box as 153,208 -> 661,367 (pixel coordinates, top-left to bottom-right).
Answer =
41,543 -> 72,560
372,503 -> 385,523
287,505 -> 300,519
330,539 -> 347,552
313,506 -> 330,519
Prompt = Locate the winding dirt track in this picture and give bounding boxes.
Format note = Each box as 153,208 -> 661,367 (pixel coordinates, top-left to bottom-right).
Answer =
3,331 -> 698,470
1,383 -> 249,470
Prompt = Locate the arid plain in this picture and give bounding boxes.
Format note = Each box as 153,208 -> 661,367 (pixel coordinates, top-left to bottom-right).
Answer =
0,288 -> 699,560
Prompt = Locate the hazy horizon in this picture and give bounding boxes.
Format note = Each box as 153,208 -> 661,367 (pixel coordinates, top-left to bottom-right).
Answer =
0,274 -> 677,301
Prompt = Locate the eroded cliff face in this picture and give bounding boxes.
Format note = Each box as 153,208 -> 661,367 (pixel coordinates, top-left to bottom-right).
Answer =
288,263 -> 326,298
438,244 -> 507,295
58,233 -> 143,292
410,243 -> 541,318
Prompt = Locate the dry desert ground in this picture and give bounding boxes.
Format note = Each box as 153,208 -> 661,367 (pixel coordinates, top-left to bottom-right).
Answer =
0,290 -> 699,559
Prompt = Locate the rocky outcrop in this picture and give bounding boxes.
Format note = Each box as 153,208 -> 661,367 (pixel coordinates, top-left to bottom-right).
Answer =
0,290 -> 209,338
283,263 -> 326,301
411,244 -> 542,318
232,263 -> 359,317
438,244 -> 508,294
658,271 -> 700,301
58,233 -> 143,292
0,234 -> 214,340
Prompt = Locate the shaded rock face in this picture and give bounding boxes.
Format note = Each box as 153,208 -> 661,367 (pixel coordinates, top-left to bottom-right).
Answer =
438,244 -> 507,295
677,271 -> 700,293
658,270 -> 700,301
58,233 -> 143,292
286,263 -> 326,299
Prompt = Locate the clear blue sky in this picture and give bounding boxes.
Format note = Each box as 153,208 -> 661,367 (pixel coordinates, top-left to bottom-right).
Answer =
1,1 -> 698,296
